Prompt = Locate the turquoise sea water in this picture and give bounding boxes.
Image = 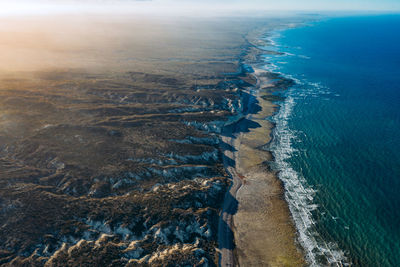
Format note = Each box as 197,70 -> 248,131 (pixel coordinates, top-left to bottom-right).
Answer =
264,15 -> 400,266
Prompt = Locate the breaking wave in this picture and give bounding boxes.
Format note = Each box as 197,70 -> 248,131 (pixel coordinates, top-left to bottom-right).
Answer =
262,30 -> 348,266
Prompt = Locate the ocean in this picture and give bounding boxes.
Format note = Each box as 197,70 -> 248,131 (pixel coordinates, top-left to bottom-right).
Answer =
263,15 -> 400,266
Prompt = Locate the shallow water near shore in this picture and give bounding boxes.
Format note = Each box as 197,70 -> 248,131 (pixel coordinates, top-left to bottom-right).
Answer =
264,15 -> 400,266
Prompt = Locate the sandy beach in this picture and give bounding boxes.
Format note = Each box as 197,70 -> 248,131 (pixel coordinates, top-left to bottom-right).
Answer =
235,67 -> 305,266
219,55 -> 306,265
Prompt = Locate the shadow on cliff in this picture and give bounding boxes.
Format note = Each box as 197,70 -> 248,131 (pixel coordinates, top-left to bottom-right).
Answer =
217,82 -> 262,258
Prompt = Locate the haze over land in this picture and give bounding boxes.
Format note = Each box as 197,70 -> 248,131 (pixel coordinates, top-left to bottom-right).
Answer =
0,13 -> 286,266
1,0 -> 400,16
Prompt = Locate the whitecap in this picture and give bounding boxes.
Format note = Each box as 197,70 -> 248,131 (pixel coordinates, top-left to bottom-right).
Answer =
269,88 -> 348,266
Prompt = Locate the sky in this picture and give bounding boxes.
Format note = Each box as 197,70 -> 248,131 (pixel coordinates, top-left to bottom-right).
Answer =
1,0 -> 400,16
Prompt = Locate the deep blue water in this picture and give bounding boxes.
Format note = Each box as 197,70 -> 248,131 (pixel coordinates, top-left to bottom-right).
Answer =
264,15 -> 400,266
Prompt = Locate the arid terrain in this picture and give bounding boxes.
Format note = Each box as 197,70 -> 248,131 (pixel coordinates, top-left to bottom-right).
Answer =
0,15 -> 259,266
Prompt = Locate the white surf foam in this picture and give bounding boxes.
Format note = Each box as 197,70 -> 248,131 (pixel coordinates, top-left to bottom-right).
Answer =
269,89 -> 347,266
262,28 -> 348,266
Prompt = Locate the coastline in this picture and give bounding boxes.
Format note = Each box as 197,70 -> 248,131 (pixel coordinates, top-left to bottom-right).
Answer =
262,15 -> 400,266
234,68 -> 305,266
218,27 -> 306,266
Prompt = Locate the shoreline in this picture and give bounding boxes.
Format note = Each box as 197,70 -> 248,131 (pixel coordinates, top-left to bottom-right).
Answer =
218,26 -> 306,266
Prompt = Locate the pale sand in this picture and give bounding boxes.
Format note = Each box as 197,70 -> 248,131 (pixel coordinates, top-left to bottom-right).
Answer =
232,68 -> 305,266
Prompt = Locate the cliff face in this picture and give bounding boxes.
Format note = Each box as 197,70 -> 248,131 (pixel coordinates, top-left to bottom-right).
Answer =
0,15 -> 264,266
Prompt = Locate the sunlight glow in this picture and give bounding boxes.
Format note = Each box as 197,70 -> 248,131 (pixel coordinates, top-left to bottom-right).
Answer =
0,0 -> 399,17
